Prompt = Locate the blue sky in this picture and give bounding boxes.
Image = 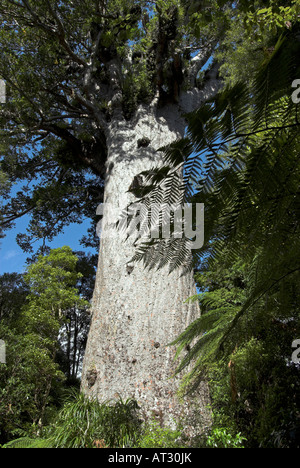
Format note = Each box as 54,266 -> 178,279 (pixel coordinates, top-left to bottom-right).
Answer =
0,174 -> 97,275
0,215 -> 95,274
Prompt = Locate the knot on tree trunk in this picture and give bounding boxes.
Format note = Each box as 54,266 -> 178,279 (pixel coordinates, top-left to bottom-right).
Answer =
137,137 -> 151,148
86,368 -> 98,388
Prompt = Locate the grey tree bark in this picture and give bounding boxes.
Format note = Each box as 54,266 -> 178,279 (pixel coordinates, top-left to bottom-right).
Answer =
0,0 -> 223,436
80,88 -> 219,433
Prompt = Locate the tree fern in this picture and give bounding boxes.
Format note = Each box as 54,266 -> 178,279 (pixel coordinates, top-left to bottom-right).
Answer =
126,24 -> 300,390
2,437 -> 53,448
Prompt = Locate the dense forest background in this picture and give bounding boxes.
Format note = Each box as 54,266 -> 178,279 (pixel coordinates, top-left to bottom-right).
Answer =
0,0 -> 299,448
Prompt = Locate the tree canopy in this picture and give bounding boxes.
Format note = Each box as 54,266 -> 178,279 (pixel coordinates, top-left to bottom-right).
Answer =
0,247 -> 93,440
0,0 -> 300,449
124,5 -> 300,443
0,0 -> 275,253
0,0 -> 216,251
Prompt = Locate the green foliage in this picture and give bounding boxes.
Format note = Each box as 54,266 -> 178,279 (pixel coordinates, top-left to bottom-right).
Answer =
0,272 -> 29,325
131,22 -> 300,312
134,420 -> 184,448
0,143 -> 13,239
22,246 -> 90,342
175,255 -> 300,447
0,135 -> 104,253
215,0 -> 299,86
0,323 -> 64,441
1,395 -> 187,449
171,259 -> 249,390
0,0 -> 225,250
205,334 -> 300,447
244,1 -> 300,39
122,21 -> 300,447
206,428 -> 246,449
0,0 -> 285,253
130,15 -> 300,273
1,0 -> 299,450
0,247 -> 92,443
43,391 -> 142,448
2,437 -> 53,449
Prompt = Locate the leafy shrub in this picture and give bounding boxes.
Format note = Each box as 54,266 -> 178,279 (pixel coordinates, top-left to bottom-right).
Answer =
134,420 -> 184,448
2,438 -> 53,448
2,390 -> 142,448
206,428 -> 246,448
46,390 -> 142,448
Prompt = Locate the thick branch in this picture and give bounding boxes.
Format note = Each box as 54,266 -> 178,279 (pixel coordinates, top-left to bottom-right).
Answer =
179,63 -> 222,114
186,43 -> 217,87
40,123 -> 106,176
44,0 -> 87,67
21,0 -> 87,68
1,206 -> 34,228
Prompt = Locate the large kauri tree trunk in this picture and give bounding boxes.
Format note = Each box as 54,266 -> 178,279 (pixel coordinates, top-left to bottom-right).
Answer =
81,103 -> 211,434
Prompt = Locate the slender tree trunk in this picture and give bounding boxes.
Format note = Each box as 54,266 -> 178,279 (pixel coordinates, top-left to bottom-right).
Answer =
81,103 -> 211,434
65,319 -> 71,381
72,312 -> 79,379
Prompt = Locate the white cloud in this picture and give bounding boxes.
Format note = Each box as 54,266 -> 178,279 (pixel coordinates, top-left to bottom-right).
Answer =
3,250 -> 20,261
